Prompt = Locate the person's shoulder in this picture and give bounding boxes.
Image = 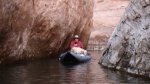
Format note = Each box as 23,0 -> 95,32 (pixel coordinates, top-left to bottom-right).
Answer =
78,41 -> 83,43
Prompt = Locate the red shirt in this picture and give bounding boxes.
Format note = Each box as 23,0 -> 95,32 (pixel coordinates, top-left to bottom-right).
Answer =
70,41 -> 83,49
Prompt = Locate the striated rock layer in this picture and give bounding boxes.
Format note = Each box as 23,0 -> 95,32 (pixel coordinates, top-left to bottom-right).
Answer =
87,0 -> 129,52
0,0 -> 93,64
91,0 -> 129,39
100,0 -> 150,77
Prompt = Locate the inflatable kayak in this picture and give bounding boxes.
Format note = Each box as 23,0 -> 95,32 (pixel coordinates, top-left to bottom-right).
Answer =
59,51 -> 91,63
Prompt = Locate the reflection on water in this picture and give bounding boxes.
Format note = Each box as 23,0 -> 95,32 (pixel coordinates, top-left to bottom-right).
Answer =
0,51 -> 150,84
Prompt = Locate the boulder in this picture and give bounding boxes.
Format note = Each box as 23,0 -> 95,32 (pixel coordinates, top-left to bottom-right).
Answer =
100,0 -> 150,77
0,0 -> 93,64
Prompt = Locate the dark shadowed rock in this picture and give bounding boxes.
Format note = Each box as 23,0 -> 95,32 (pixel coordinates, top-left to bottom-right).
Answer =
0,0 -> 93,64
100,0 -> 150,77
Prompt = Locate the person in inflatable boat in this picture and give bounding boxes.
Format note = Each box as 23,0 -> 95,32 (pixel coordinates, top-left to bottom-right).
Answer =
70,35 -> 87,55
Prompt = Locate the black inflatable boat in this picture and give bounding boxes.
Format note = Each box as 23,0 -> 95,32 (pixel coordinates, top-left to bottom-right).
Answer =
59,51 -> 91,63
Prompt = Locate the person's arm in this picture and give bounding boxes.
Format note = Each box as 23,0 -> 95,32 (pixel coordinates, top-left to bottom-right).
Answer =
80,41 -> 83,48
70,41 -> 74,49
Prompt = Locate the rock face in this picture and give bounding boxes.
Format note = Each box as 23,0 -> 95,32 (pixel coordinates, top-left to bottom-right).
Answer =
100,0 -> 150,77
91,0 -> 129,39
0,0 -> 93,64
87,0 -> 129,51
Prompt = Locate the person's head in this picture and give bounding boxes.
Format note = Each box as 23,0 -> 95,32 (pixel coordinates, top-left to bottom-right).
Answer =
74,35 -> 79,42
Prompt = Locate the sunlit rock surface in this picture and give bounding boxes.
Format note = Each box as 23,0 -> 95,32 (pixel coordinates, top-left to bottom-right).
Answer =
100,0 -> 150,77
87,0 -> 128,51
91,0 -> 129,39
0,0 -> 93,64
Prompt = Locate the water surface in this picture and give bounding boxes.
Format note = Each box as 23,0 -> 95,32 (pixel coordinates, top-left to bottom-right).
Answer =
0,51 -> 149,84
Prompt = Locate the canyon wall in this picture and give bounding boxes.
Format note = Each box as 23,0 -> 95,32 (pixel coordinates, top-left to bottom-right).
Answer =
91,0 -> 129,39
0,0 -> 93,64
100,0 -> 150,77
87,0 -> 129,51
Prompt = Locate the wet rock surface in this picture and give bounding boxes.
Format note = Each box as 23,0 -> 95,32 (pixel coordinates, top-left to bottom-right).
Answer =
100,0 -> 150,77
0,0 -> 93,64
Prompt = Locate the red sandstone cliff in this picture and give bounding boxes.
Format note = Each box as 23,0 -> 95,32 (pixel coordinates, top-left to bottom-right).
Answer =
91,0 -> 129,39
0,0 -> 93,64
87,0 -> 129,51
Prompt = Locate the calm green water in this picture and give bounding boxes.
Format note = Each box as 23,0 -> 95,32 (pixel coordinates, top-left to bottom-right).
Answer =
0,51 -> 149,84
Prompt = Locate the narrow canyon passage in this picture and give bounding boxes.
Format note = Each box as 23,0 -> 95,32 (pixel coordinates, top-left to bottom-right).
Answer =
0,0 -> 150,83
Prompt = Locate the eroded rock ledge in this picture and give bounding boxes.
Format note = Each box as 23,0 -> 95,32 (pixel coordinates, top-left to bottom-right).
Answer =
0,0 -> 93,64
100,0 -> 150,77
